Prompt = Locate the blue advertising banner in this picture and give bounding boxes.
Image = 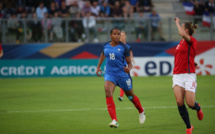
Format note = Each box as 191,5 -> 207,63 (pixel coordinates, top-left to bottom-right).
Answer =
0,60 -> 106,78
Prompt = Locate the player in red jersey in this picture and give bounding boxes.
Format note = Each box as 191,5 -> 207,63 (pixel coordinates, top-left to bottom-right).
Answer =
118,31 -> 135,101
0,44 -> 3,58
173,18 -> 204,134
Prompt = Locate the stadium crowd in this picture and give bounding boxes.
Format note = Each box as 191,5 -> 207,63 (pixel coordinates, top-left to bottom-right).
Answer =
0,0 -> 164,43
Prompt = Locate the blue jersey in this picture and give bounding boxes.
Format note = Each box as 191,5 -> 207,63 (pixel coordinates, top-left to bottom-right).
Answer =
102,42 -> 130,76
124,44 -> 132,66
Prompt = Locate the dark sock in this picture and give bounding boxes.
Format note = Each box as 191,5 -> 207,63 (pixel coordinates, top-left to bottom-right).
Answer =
190,102 -> 200,111
178,105 -> 191,128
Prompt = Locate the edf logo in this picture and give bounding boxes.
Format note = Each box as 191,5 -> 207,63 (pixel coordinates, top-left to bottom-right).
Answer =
145,61 -> 172,76
131,58 -> 174,77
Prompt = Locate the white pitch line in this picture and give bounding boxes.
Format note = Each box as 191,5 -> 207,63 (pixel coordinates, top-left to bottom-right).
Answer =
2,105 -> 215,114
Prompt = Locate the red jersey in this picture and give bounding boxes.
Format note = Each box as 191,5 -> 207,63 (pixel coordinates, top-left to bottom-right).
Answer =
173,36 -> 197,74
0,44 -> 2,50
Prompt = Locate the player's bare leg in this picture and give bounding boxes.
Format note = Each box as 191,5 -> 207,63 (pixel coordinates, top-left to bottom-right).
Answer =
174,85 -> 193,133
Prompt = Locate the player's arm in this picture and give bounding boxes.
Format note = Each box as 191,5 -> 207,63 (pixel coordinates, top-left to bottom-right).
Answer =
129,50 -> 135,64
124,56 -> 133,73
0,49 -> 3,58
175,17 -> 190,42
96,51 -> 105,77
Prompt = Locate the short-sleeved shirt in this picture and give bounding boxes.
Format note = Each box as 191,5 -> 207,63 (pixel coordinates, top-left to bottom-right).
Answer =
173,36 -> 197,74
124,44 -> 132,66
102,41 -> 130,76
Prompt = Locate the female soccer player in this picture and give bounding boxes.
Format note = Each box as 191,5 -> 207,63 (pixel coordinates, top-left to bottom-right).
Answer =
173,17 -> 204,134
118,31 -> 135,101
96,28 -> 145,128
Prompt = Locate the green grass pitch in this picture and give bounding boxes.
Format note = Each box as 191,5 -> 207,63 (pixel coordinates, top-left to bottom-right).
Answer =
0,76 -> 215,134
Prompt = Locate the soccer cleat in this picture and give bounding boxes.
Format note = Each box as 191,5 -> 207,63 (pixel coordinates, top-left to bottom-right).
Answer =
197,103 -> 204,120
186,125 -> 194,134
118,96 -> 123,101
109,119 -> 119,128
139,108 -> 146,124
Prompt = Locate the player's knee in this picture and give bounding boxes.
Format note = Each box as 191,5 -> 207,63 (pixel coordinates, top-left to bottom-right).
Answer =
186,101 -> 195,108
127,96 -> 133,101
176,100 -> 184,106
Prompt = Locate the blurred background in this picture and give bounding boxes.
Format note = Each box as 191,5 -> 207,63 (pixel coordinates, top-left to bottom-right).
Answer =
0,0 -> 214,43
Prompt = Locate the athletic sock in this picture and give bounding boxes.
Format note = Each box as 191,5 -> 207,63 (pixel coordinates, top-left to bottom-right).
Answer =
119,88 -> 124,97
131,95 -> 144,113
106,97 -> 117,121
178,105 -> 191,128
190,102 -> 200,111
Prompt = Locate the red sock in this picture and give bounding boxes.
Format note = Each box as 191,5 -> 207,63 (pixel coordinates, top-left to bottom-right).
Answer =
132,95 -> 144,113
119,88 -> 124,97
106,97 -> 117,121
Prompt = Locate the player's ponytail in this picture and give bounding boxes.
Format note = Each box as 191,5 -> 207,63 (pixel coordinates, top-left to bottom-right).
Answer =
184,22 -> 198,36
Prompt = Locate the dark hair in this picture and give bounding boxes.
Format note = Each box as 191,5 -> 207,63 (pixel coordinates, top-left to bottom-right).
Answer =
110,28 -> 121,34
184,22 -> 198,35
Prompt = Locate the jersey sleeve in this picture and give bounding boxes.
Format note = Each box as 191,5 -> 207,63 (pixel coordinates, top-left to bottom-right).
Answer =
124,45 -> 130,57
188,36 -> 196,45
128,45 -> 132,51
0,44 -> 2,50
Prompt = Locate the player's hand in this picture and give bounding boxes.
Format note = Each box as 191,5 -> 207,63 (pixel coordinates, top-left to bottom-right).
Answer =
175,17 -> 180,23
123,67 -> 130,73
96,68 -> 102,77
194,62 -> 198,67
132,59 -> 135,65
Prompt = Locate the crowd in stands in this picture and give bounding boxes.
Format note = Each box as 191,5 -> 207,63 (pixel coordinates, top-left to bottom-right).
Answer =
184,0 -> 215,26
0,0 -> 167,43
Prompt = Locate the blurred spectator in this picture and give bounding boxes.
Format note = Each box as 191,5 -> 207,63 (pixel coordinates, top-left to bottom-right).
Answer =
7,13 -> 22,43
36,2 -> 48,19
149,9 -> 165,41
82,12 -> 98,42
69,20 -> 84,42
19,12 -> 32,41
65,0 -> 76,6
81,0 -> 92,17
52,11 -> 64,41
49,2 -> 58,18
55,0 -> 62,9
129,0 -> 138,12
137,0 -> 153,12
41,13 -> 53,42
0,2 -> 6,18
112,1 -> 123,17
100,1 -> 111,17
108,0 -> 118,9
135,10 -> 148,42
112,1 -> 124,29
91,1 -> 100,17
16,6 -> 27,18
59,1 -> 69,18
29,13 -> 42,42
194,0 -> 205,24
69,1 -> 81,18
205,0 -> 215,15
122,0 -> 134,18
97,0 -> 108,6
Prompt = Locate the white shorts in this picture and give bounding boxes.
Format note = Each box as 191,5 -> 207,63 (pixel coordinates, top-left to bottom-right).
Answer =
172,73 -> 197,93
